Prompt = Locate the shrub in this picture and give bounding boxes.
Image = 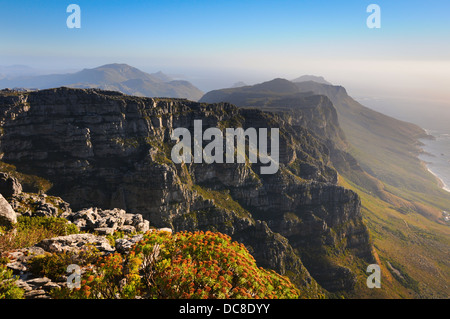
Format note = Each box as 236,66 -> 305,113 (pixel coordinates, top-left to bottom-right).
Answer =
28,246 -> 101,282
16,216 -> 79,236
0,216 -> 79,252
0,264 -> 24,299
52,251 -> 142,299
133,230 -> 301,299
54,230 -> 301,299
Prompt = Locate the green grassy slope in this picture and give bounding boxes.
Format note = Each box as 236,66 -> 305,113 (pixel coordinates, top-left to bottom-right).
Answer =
294,81 -> 450,219
295,82 -> 450,298
200,79 -> 450,298
339,175 -> 450,298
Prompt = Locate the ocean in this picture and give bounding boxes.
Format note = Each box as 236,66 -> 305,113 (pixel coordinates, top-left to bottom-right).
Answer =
355,96 -> 450,194
419,129 -> 450,193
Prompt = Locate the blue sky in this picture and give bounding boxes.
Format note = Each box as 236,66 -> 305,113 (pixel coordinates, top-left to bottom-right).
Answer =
1,0 -> 449,97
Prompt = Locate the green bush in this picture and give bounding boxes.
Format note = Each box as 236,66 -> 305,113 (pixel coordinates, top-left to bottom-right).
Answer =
0,216 -> 79,252
17,216 -> 79,236
0,264 -> 24,299
28,246 -> 101,282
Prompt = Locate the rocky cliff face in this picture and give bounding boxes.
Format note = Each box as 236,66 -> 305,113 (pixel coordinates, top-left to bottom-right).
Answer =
0,87 -> 374,294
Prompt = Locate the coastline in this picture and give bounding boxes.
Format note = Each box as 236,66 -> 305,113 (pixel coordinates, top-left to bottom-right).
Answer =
418,129 -> 450,194
425,165 -> 450,193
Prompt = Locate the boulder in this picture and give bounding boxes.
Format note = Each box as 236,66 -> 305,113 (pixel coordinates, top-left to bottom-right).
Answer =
0,172 -> 22,198
36,233 -> 115,254
10,193 -> 71,217
63,207 -> 150,234
115,234 -> 144,254
0,193 -> 17,227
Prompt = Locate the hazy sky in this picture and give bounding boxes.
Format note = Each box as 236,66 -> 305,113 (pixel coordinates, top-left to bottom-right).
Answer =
1,0 -> 449,100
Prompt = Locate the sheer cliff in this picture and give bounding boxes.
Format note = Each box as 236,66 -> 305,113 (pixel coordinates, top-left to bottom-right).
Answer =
0,87 -> 374,295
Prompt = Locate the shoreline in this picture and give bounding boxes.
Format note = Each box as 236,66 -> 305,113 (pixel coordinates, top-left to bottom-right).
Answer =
419,129 -> 450,193
424,163 -> 450,193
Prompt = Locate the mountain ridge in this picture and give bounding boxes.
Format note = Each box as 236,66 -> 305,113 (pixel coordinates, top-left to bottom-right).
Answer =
0,87 -> 376,296
199,77 -> 450,297
0,63 -> 204,101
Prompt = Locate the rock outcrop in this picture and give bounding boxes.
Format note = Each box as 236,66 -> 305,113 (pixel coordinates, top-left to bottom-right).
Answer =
0,172 -> 22,198
0,87 -> 375,294
2,186 -> 168,299
0,193 -> 16,227
9,192 -> 71,217
62,207 -> 150,235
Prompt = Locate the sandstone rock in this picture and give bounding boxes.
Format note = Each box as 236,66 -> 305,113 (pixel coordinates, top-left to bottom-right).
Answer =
117,225 -> 136,233
7,261 -> 27,273
0,193 -> 17,227
15,279 -> 33,291
0,172 -> 22,198
42,281 -> 62,292
64,207 -> 149,234
24,289 -> 49,299
115,234 -> 144,254
26,277 -> 51,288
36,233 -> 114,254
10,192 -> 71,217
5,246 -> 46,276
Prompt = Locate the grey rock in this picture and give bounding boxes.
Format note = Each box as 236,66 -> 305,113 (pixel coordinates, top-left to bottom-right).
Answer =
155,227 -> 172,233
0,193 -> 17,227
6,246 -> 46,276
0,172 -> 22,198
10,193 -> 71,217
24,289 -> 49,299
26,277 -> 51,287
15,279 -> 33,291
36,233 -> 114,254
135,221 -> 150,232
115,234 -> 144,254
118,225 -> 136,234
6,261 -> 27,273
64,207 -> 149,234
42,281 -> 62,292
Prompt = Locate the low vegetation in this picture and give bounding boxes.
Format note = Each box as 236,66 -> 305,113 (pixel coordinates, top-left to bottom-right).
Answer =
52,230 -> 301,299
0,216 -> 79,252
0,264 -> 24,299
338,175 -> 450,298
1,213 -> 301,299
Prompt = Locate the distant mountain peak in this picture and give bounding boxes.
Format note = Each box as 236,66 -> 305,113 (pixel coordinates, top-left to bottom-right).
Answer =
96,63 -> 133,69
292,75 -> 331,85
231,81 -> 248,88
252,78 -> 299,94
150,71 -> 173,82
0,63 -> 203,101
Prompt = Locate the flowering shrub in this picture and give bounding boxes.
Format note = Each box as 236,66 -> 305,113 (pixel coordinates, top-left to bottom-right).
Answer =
53,230 -> 301,299
134,230 -> 301,299
51,250 -> 142,299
